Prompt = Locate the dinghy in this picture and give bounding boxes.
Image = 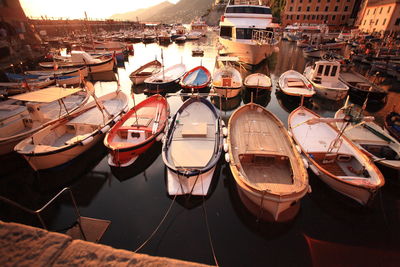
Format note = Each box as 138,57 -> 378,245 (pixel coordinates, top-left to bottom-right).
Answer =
104,94 -> 169,167
304,60 -> 349,100
212,57 -> 242,98
0,87 -> 89,155
227,103 -> 308,222
25,66 -> 88,78
180,66 -> 211,93
129,60 -> 162,85
278,70 -> 315,98
335,105 -> 400,178
385,111 -> 400,142
243,73 -> 271,95
288,106 -> 384,205
39,51 -> 114,74
162,96 -> 223,196
15,89 -> 128,171
144,63 -> 186,93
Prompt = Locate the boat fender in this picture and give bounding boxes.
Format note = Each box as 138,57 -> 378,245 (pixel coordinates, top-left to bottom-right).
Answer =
156,133 -> 164,142
100,125 -> 111,134
295,145 -> 301,153
221,120 -> 225,127
223,139 -> 229,152
81,136 -> 94,146
308,185 -> 312,193
302,157 -> 309,168
288,130 -> 293,137
222,127 -> 228,137
225,153 -> 230,163
113,115 -> 121,123
309,164 -> 320,176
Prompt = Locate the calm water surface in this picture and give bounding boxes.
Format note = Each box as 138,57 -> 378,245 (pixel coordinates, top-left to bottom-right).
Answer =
1,32 -> 400,267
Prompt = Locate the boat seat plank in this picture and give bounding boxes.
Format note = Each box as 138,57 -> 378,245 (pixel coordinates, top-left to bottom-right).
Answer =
169,140 -> 215,168
182,122 -> 208,137
287,81 -> 305,87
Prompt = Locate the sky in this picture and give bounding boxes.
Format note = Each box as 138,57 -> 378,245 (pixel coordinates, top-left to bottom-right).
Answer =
20,0 -> 180,19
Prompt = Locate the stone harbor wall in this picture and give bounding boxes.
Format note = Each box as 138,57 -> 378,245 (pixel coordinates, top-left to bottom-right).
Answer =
0,221 -> 212,267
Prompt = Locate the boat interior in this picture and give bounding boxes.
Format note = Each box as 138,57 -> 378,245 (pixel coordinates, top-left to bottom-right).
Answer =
309,152 -> 371,179
286,78 -> 307,89
168,102 -> 217,169
239,153 -> 294,187
360,144 -> 400,160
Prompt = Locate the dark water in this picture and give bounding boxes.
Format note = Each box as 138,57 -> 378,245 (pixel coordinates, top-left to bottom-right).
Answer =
1,32 -> 400,267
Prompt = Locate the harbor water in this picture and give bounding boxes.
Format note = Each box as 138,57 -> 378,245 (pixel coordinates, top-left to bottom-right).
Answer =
1,32 -> 400,266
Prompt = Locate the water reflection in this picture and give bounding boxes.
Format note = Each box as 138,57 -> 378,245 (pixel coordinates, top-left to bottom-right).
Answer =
242,89 -> 271,107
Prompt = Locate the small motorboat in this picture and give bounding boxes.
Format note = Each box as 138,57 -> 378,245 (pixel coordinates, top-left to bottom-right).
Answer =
174,35 -> 187,43
288,106 -> 385,205
243,73 -> 271,96
144,63 -> 186,93
15,88 -> 128,171
0,87 -> 89,156
278,70 -> 315,98
104,94 -> 169,167
192,48 -> 204,57
227,103 -> 309,222
0,79 -> 55,96
129,60 -> 162,85
25,66 -> 88,77
339,70 -> 387,104
304,60 -> 349,100
335,105 -> 400,179
180,65 -> 211,93
162,96 -> 223,196
39,51 -> 115,74
385,111 -> 400,142
212,57 -> 242,98
303,46 -> 324,58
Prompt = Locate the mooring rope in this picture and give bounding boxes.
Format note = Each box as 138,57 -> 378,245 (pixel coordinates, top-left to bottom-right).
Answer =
202,194 -> 219,267
134,194 -> 177,253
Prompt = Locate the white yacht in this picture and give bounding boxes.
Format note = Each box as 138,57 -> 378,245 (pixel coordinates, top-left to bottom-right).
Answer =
218,2 -> 280,65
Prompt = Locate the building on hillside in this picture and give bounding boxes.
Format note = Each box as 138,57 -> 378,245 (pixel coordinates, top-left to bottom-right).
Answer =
281,0 -> 362,29
358,0 -> 400,34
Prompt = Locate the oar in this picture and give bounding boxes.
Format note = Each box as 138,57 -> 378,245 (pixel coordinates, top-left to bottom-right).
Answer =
152,104 -> 161,134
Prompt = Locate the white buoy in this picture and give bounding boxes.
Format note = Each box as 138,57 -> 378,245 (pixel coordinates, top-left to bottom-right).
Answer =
156,133 -> 164,142
302,157 -> 309,168
100,125 -> 111,134
222,127 -> 228,137
224,153 -> 230,163
295,145 -> 302,153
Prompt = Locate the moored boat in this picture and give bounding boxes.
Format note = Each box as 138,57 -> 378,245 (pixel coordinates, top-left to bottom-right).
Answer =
227,103 -> 309,222
15,89 -> 129,171
278,70 -> 315,98
144,63 -> 186,93
288,106 -> 385,205
304,60 -> 349,100
180,65 -> 211,93
0,87 -> 89,156
243,73 -> 271,95
385,111 -> 400,142
162,96 -> 223,196
212,58 -> 242,98
335,105 -> 400,179
129,60 -> 162,85
104,94 -> 169,167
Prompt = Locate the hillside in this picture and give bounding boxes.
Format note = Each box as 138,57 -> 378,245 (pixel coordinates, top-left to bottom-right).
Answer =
110,0 -> 216,23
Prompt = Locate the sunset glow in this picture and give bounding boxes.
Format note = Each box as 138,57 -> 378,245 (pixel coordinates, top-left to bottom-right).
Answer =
20,0 -> 180,19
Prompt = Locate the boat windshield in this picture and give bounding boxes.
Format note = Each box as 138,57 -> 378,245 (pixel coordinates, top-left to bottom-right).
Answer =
226,6 -> 271,15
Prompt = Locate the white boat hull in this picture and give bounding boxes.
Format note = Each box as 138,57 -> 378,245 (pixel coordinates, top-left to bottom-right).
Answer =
313,83 -> 348,100
308,161 -> 376,205
219,37 -> 276,65
167,166 -> 215,196
214,87 -> 241,98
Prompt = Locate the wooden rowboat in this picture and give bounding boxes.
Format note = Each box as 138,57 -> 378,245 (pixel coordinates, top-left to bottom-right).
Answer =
144,63 -> 186,93
162,96 -> 223,196
288,106 -> 385,205
243,73 -> 271,95
212,65 -> 242,98
180,65 -> 211,93
129,60 -> 162,85
104,94 -> 169,167
278,70 -> 315,98
227,103 -> 309,222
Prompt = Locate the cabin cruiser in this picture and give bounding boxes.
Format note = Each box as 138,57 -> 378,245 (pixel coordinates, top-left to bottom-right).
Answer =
218,2 -> 280,65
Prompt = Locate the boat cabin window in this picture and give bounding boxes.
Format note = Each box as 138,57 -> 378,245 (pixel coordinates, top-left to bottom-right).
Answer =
317,65 -> 324,75
226,6 -> 272,14
220,26 -> 233,38
331,66 -> 338,77
236,28 -> 253,39
324,65 -> 331,76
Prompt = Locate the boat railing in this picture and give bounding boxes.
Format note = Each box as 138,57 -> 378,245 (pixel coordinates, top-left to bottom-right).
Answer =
252,30 -> 280,45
